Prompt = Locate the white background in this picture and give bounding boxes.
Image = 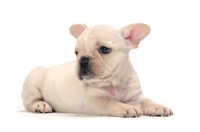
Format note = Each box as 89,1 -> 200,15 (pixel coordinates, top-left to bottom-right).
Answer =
0,0 -> 200,132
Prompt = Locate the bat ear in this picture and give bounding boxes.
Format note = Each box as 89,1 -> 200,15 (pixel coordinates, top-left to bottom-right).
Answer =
120,23 -> 150,49
69,24 -> 87,39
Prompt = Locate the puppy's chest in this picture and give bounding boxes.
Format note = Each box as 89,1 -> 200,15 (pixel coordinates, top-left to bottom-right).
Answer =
99,86 -> 133,102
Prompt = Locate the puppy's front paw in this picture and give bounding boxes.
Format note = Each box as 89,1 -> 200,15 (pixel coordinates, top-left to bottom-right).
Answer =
115,104 -> 143,118
32,101 -> 53,113
144,105 -> 173,117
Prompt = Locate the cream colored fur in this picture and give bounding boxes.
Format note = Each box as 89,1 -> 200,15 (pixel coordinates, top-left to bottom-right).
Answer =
21,23 -> 173,117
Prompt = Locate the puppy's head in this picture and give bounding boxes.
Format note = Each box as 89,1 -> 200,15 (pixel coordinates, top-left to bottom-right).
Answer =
70,23 -> 150,86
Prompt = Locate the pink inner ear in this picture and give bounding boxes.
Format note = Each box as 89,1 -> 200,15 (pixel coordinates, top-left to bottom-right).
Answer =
121,24 -> 150,48
122,28 -> 141,48
129,28 -> 143,45
75,26 -> 86,35
70,24 -> 87,39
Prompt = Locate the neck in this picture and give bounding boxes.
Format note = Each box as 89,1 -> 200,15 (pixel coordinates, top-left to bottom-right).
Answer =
110,55 -> 136,87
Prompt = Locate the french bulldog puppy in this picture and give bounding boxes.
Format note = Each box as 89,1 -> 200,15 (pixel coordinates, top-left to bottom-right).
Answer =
21,23 -> 173,117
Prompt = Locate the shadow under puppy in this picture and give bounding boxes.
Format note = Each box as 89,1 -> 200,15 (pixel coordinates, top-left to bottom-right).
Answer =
21,23 -> 173,117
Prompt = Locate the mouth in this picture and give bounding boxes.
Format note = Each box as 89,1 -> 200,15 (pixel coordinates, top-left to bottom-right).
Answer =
78,68 -> 93,80
78,69 -> 112,82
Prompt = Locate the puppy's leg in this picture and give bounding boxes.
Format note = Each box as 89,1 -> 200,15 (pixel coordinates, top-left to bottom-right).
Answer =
21,67 -> 53,113
22,86 -> 53,113
83,96 -> 143,117
129,95 -> 173,117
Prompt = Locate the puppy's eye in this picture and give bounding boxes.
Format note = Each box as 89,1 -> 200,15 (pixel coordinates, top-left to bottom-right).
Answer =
75,51 -> 78,56
100,46 -> 111,54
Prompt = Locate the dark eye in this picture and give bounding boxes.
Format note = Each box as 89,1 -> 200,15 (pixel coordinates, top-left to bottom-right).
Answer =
100,46 -> 111,54
75,51 -> 78,56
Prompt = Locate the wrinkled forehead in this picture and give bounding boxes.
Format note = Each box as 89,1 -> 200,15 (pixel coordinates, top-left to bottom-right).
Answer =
77,25 -> 121,45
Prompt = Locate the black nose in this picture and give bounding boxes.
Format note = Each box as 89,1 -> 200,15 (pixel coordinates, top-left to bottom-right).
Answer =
80,57 -> 89,68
